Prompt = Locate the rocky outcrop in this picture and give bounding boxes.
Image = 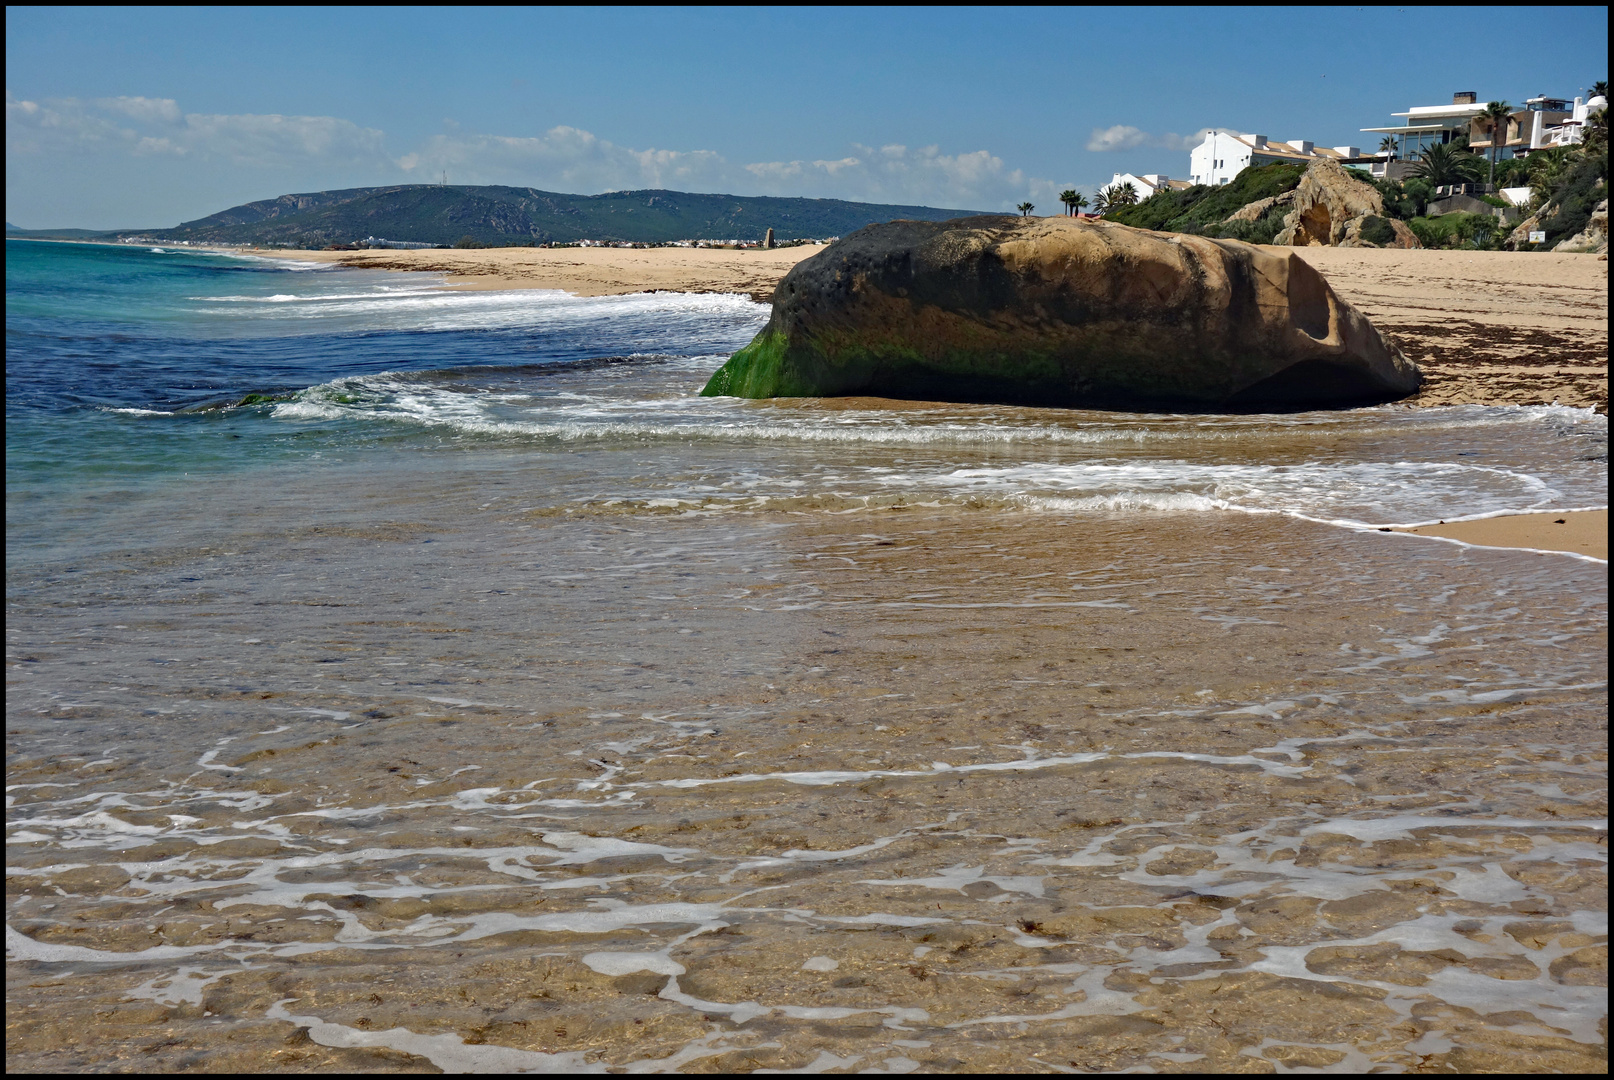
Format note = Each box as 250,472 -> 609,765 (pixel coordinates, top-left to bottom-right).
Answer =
1272,158 -> 1418,247
1507,198 -> 1609,253
1553,198 -> 1608,254
1221,161 -> 1419,248
701,215 -> 1420,411
1505,210 -> 1543,249
765,227 -> 776,249
1342,215 -> 1421,249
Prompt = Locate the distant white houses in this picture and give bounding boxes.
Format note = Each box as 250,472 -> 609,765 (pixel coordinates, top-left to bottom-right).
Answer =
1106,173 -> 1193,199
1188,131 -> 1366,186
361,236 -> 436,249
1105,86 -> 1605,202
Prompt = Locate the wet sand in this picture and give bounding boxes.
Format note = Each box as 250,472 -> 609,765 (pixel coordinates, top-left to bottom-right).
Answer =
7,241 -> 1601,1073
6,495 -> 1607,1073
267,242 -> 1610,412
1395,509 -> 1607,561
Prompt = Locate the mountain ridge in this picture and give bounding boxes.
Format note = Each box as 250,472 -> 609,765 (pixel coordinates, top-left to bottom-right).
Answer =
89,185 -> 996,247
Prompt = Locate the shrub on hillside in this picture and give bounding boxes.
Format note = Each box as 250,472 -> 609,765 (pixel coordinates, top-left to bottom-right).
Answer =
1409,212 -> 1500,249
1537,150 -> 1608,246
1212,204 -> 1291,245
1106,163 -> 1306,234
1358,216 -> 1398,246
1105,187 -> 1204,231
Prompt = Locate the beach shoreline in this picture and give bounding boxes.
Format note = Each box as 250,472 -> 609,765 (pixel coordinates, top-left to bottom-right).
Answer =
1389,508 -> 1607,561
253,242 -> 1609,412
250,243 -> 828,304
238,242 -> 1609,558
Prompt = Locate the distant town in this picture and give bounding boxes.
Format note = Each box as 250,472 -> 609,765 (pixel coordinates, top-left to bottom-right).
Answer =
1100,86 -> 1606,211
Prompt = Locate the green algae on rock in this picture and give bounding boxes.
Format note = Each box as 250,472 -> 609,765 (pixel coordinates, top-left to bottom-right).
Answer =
702,215 -> 1421,410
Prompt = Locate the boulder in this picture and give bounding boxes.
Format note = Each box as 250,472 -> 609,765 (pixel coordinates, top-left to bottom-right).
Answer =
1273,158 -> 1418,247
764,227 -> 776,249
1224,162 -> 1418,248
701,215 -> 1420,410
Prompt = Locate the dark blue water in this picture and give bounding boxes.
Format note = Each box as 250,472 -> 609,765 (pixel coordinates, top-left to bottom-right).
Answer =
5,239 -> 765,488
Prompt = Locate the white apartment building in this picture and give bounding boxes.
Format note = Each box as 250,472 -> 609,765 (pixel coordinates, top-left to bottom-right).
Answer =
1188,131 -> 1364,186
1361,91 -> 1491,161
1360,89 -> 1605,167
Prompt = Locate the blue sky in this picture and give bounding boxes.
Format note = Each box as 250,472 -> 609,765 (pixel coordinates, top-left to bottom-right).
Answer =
7,6 -> 1609,228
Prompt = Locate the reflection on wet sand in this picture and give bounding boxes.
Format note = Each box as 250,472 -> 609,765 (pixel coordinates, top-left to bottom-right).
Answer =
7,498 -> 1606,1072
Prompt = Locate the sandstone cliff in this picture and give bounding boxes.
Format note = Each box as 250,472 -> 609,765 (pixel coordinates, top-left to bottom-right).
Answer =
1272,159 -> 1421,248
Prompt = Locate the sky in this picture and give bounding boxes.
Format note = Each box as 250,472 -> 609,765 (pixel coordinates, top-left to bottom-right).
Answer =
6,6 -> 1610,229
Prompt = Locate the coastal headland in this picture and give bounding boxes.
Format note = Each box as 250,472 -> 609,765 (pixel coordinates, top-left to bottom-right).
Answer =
269,240 -> 1609,414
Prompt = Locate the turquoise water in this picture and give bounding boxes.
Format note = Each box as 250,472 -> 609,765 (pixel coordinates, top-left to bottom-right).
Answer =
7,239 -> 1607,527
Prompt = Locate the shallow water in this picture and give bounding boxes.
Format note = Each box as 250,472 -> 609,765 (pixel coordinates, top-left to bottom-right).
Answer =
6,240 -> 1608,1073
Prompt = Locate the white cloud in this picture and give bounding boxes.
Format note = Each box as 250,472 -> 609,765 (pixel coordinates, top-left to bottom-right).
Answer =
7,91 -> 1054,218
180,112 -> 388,168
742,144 -> 1028,208
400,128 -> 1033,209
7,92 -> 390,170
1086,124 -> 1219,152
98,96 -> 182,125
398,125 -> 733,193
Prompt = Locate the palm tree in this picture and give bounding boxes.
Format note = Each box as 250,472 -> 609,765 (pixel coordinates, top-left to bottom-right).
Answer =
1526,147 -> 1569,206
1070,192 -> 1089,217
1059,189 -> 1078,216
1017,202 -> 1035,217
1584,107 -> 1608,153
1106,181 -> 1140,208
1592,80 -> 1608,99
1480,100 -> 1512,189
1410,143 -> 1484,187
1378,135 -> 1398,160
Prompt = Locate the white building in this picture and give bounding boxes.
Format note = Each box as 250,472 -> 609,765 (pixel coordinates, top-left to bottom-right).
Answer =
1359,89 -> 1605,170
1188,131 -> 1364,186
1105,173 -> 1192,199
1536,93 -> 1609,148
1361,91 -> 1492,162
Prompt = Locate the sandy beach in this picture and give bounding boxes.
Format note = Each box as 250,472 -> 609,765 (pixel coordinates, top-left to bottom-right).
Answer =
1290,247 -> 1608,413
265,244 -> 827,304
1394,509 -> 1607,560
268,241 -> 1609,413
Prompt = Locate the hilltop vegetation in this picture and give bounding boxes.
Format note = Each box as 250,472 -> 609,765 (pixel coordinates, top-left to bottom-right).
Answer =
106,186 -> 991,248
1103,105 -> 1606,253
1103,164 -> 1307,241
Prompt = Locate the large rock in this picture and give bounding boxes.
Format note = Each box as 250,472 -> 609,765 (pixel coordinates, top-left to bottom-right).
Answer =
1273,158 -> 1419,248
701,215 -> 1420,410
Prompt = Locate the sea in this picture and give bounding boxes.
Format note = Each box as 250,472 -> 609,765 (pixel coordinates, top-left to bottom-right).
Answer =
6,238 -> 1607,1073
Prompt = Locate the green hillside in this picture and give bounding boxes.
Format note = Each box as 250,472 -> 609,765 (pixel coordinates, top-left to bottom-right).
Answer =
5,224 -> 131,240
123,186 -> 993,247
